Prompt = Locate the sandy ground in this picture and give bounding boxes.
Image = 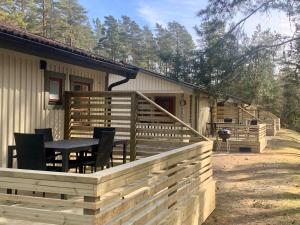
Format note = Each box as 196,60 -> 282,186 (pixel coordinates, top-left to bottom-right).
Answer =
204,129 -> 300,225
1,129 -> 299,225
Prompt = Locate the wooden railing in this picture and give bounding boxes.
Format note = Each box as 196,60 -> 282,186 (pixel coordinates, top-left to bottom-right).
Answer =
215,123 -> 267,141
64,91 -> 208,162
238,107 -> 263,125
0,141 -> 215,225
257,110 -> 281,135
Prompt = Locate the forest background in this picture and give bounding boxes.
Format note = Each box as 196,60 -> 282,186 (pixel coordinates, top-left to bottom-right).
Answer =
1,0 -> 299,131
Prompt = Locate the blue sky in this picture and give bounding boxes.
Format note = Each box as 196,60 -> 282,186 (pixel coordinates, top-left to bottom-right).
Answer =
79,0 -> 294,41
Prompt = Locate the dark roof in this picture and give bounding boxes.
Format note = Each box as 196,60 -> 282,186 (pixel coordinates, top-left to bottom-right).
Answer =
0,24 -> 138,78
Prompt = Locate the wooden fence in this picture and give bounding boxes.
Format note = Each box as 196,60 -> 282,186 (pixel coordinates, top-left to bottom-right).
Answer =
0,141 -> 215,225
64,91 -> 207,163
215,123 -> 267,141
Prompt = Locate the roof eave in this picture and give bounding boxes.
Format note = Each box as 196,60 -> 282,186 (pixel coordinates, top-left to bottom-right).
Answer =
0,31 -> 137,78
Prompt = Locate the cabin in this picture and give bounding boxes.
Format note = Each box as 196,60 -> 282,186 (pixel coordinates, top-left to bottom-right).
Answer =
207,96 -> 267,153
244,105 -> 281,136
0,25 -> 215,225
109,69 -> 212,135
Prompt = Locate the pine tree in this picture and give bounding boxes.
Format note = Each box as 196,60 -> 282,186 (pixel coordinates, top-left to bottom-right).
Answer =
96,15 -> 120,60
155,23 -> 173,75
142,25 -> 157,70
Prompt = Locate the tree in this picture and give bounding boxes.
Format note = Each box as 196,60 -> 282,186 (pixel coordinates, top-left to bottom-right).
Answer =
95,15 -> 120,60
167,21 -> 195,81
0,0 -> 27,28
52,0 -> 94,49
155,23 -> 173,75
142,25 -> 157,70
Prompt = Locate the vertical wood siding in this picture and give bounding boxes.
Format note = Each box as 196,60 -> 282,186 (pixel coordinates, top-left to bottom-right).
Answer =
198,96 -> 210,135
109,73 -> 191,92
109,73 -> 211,132
0,48 -> 106,166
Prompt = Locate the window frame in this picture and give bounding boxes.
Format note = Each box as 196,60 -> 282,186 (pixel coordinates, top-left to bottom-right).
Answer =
69,75 -> 93,92
44,71 -> 66,110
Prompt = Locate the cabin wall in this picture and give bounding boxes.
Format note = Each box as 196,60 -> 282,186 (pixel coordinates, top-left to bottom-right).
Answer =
217,102 -> 241,123
108,72 -> 196,128
198,96 -> 210,135
109,72 -> 188,92
0,48 -> 106,166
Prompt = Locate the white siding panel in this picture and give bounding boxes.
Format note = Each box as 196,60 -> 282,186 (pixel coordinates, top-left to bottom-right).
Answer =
198,96 -> 210,135
109,72 -> 192,93
0,48 -> 106,166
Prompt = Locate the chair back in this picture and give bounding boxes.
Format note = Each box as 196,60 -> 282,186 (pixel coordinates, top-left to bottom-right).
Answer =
95,131 -> 115,168
14,133 -> 46,170
93,127 -> 116,139
34,128 -> 54,142
92,127 -> 116,153
35,128 -> 54,159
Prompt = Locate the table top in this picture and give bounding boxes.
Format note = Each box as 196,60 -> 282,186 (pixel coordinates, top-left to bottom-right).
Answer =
45,138 -> 99,150
8,138 -> 129,151
44,138 -> 129,150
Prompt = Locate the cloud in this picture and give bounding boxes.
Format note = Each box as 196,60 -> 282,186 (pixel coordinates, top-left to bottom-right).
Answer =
138,4 -> 164,26
137,0 -> 205,41
137,0 -> 295,43
242,10 -> 295,36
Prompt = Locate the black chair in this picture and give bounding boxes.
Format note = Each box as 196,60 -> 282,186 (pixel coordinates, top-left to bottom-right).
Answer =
14,133 -> 62,197
83,131 -> 115,173
14,133 -> 62,171
35,128 -> 61,166
93,127 -> 116,166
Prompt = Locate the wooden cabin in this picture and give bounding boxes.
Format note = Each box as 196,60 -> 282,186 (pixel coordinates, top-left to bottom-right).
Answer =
0,25 -> 215,225
210,97 -> 268,153
109,69 -> 212,135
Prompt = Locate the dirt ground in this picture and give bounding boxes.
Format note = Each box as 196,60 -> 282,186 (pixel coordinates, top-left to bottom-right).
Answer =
204,129 -> 300,225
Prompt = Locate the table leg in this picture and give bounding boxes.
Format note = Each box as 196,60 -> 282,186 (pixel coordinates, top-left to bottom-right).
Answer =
62,152 -> 69,173
79,151 -> 84,174
7,146 -> 13,168
7,146 -> 14,194
61,152 -> 69,200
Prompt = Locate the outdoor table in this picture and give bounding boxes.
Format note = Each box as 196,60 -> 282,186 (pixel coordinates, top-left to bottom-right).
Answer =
7,138 -> 129,172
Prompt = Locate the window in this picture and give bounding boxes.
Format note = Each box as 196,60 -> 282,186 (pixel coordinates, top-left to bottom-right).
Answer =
154,96 -> 176,115
44,71 -> 66,109
49,77 -> 62,104
70,75 -> 93,92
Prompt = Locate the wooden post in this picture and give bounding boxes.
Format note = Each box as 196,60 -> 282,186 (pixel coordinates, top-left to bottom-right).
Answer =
130,93 -> 137,161
64,92 -> 71,139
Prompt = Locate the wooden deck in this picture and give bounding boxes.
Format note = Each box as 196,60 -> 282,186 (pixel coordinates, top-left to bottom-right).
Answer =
213,124 -> 267,153
0,91 -> 215,225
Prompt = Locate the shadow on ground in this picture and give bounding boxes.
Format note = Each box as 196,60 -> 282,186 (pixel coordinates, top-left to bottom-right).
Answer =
203,129 -> 300,225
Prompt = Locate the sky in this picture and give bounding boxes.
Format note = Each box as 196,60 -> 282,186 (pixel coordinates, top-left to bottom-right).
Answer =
78,0 -> 295,42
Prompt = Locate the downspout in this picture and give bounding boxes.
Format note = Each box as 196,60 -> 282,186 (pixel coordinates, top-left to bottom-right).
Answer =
108,76 -> 130,91
106,74 -> 131,128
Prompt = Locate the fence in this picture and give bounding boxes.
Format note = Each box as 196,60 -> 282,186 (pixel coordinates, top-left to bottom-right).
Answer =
64,91 -> 207,163
0,141 -> 215,225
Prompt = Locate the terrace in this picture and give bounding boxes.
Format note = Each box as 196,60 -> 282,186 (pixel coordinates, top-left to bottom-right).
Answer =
0,91 -> 215,225
208,102 -> 267,153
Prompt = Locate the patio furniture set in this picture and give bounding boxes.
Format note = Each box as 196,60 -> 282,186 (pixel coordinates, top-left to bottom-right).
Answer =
7,127 -> 128,173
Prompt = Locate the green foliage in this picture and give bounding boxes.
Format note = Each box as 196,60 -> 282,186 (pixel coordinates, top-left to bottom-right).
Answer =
1,0 -> 299,131
196,0 -> 300,131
